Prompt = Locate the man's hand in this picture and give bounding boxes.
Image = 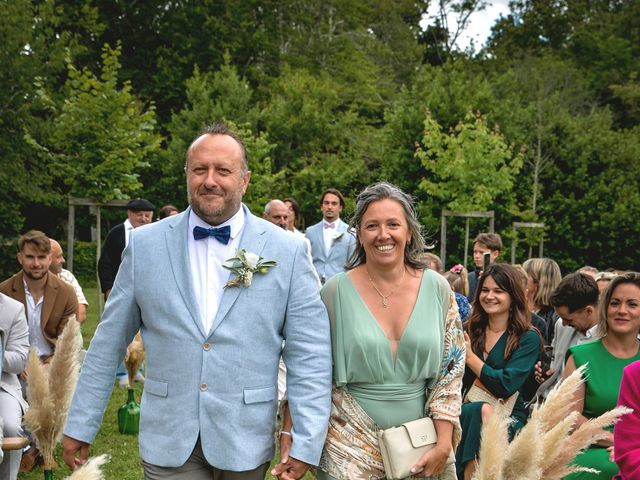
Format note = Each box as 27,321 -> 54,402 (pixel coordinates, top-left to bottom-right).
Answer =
62,435 -> 90,471
534,361 -> 553,383
271,454 -> 309,480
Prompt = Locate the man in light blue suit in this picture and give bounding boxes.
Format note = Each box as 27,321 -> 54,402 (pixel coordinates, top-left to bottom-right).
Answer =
62,123 -> 332,479
305,188 -> 356,284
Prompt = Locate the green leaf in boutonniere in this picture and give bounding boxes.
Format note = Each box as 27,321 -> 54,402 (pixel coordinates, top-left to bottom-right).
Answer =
223,249 -> 277,288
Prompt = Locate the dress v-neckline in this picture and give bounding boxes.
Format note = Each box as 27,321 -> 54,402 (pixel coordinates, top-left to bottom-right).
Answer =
344,272 -> 425,367
483,330 -> 507,360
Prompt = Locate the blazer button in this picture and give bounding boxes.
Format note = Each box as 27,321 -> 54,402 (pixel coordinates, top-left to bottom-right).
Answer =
203,343 -> 211,351
200,383 -> 208,391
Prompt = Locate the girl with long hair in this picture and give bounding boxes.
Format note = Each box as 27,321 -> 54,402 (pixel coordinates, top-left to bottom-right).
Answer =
456,263 -> 542,480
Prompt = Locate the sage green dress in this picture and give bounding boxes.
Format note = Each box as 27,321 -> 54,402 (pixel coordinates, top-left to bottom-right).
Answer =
317,270 -> 455,480
564,339 -> 640,480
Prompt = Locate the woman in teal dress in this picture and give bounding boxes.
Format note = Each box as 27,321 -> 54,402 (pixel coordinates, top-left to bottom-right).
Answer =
562,272 -> 640,479
282,182 -> 465,480
455,264 -> 542,480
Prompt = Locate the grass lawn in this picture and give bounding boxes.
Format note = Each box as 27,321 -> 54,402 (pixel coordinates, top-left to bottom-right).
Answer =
18,287 -> 314,479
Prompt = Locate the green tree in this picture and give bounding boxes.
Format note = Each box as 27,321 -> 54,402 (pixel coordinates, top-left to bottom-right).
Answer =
25,43 -> 162,203
155,61 -> 282,214
417,109 -> 523,216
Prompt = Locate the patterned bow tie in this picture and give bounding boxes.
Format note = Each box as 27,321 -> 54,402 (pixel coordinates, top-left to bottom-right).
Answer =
324,222 -> 336,229
192,225 -> 231,244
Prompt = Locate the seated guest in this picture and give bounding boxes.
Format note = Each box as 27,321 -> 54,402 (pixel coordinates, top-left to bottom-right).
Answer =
595,270 -> 617,293
524,257 -> 562,344
49,239 -> 88,324
456,263 -> 542,480
531,272 -> 599,404
423,252 -> 444,274
0,230 -> 78,362
614,360 -> 640,480
563,272 -> 640,479
444,264 -> 471,322
0,293 -> 30,480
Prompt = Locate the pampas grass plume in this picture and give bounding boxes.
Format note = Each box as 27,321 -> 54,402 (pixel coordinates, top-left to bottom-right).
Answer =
530,364 -> 586,433
125,332 -> 145,386
64,454 -> 110,480
472,364 -> 631,480
23,316 -> 82,470
473,405 -> 510,480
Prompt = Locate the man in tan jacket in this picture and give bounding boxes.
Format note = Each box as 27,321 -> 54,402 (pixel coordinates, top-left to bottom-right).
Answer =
0,230 -> 78,362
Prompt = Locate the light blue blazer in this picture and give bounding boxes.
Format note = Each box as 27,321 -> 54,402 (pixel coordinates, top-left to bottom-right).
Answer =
305,219 -> 356,282
64,206 -> 332,470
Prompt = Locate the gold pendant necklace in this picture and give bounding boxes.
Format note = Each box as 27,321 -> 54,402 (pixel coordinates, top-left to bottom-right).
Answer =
366,267 -> 405,308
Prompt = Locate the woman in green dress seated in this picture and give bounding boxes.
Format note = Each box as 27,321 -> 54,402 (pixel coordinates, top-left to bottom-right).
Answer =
456,263 -> 542,480
282,182 -> 465,479
562,271 -> 640,480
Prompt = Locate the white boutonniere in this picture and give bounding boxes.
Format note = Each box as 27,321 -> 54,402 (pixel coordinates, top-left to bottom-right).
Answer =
223,249 -> 277,288
332,232 -> 344,244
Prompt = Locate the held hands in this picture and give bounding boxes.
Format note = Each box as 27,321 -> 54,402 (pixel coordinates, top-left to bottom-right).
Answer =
410,444 -> 451,478
271,450 -> 309,480
62,435 -> 90,471
464,332 -> 473,360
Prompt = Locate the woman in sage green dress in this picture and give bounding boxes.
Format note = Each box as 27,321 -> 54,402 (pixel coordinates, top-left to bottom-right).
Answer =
282,182 -> 464,480
455,264 -> 542,480
563,272 -> 640,480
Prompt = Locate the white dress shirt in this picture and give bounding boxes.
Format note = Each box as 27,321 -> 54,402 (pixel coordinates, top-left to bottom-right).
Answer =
23,279 -> 53,357
322,219 -> 338,255
188,208 -> 245,335
123,218 -> 134,247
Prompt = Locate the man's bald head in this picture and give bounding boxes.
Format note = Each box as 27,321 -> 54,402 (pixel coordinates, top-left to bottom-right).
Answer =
263,199 -> 289,229
49,238 -> 65,274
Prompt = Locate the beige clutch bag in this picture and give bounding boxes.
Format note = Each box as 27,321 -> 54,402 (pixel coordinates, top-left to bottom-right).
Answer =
377,417 -> 455,480
463,381 -> 519,416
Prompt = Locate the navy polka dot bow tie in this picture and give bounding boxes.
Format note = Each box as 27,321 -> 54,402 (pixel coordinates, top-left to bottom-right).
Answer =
192,225 -> 231,244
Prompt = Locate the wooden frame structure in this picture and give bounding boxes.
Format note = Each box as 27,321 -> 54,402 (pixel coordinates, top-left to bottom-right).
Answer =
440,210 -> 494,267
67,197 -> 129,313
510,221 -> 545,263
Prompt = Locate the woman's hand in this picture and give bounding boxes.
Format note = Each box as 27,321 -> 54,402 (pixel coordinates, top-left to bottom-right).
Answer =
464,332 -> 472,360
410,444 -> 451,477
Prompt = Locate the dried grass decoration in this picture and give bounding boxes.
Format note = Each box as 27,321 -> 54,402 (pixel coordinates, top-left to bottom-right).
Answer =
63,454 -> 110,480
23,316 -> 82,478
118,332 -> 145,434
473,364 -> 632,480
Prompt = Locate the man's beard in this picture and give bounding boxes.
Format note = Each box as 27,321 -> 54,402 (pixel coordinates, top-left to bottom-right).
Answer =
24,269 -> 48,281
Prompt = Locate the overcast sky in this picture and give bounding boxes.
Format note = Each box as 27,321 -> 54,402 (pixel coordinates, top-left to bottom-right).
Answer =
424,0 -> 513,51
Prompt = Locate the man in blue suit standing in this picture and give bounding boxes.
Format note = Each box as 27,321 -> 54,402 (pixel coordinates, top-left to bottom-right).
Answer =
305,188 -> 356,284
62,123 -> 332,480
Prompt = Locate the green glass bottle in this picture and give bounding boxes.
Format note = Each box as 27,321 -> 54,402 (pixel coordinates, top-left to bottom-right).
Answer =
117,388 -> 141,434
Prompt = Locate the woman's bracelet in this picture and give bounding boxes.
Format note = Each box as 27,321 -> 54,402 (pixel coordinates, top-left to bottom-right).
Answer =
279,430 -> 292,438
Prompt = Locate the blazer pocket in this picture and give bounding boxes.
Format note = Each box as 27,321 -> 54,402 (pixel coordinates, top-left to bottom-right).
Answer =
145,378 -> 168,397
243,384 -> 276,404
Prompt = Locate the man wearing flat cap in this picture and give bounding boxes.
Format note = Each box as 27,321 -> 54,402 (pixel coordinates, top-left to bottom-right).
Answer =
98,198 -> 155,300
98,198 -> 154,386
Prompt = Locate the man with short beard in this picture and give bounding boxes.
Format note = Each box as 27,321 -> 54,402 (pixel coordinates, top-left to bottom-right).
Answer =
0,230 -> 78,362
63,123 -> 331,480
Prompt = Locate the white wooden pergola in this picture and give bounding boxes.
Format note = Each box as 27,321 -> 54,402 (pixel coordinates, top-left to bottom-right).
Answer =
440,210 -> 495,267
66,196 -> 130,314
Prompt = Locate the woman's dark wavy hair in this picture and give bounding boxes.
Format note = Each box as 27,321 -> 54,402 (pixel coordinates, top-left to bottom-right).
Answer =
466,263 -> 535,359
346,182 -> 429,270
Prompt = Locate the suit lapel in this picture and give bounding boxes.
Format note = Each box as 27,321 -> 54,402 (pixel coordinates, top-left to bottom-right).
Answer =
41,272 -> 56,332
165,209 -> 207,338
211,207 -> 267,337
11,272 -> 27,306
